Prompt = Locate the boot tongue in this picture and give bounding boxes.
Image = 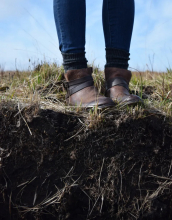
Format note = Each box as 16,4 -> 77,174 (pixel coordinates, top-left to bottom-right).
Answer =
65,67 -> 93,82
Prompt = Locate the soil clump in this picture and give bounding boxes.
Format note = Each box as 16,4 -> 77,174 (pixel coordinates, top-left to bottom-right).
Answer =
0,103 -> 172,220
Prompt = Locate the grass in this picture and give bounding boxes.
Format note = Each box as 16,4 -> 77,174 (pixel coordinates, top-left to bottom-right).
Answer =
0,61 -> 172,125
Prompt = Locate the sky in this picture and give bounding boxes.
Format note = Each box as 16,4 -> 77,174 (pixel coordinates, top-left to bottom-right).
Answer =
0,0 -> 172,72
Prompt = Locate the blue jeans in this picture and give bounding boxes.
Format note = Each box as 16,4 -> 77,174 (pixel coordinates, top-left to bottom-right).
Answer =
53,0 -> 134,53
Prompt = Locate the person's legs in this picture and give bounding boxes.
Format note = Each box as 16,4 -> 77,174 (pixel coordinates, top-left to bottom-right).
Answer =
53,0 -> 114,108
102,0 -> 142,106
53,0 -> 87,72
102,0 -> 135,69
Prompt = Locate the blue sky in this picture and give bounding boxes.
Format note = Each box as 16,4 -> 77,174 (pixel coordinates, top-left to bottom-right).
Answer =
1,0 -> 172,71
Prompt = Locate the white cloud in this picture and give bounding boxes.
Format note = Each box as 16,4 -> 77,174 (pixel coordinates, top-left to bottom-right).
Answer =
0,0 -> 62,70
1,0 -> 172,71
130,0 -> 172,71
0,0 -> 23,20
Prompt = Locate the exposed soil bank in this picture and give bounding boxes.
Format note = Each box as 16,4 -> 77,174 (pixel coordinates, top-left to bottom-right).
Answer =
0,104 -> 172,220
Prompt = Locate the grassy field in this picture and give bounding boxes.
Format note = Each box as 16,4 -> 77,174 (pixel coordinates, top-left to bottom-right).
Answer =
1,62 -> 172,118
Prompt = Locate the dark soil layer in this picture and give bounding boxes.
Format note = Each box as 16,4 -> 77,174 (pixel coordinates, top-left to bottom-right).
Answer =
0,104 -> 172,220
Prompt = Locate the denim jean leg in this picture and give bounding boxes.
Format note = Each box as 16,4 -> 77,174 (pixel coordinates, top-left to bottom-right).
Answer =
53,0 -> 87,71
103,0 -> 135,69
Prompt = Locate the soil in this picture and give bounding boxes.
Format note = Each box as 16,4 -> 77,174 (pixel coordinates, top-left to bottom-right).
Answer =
0,102 -> 172,220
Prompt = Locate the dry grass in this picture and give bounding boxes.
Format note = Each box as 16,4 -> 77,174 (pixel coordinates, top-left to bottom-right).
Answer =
130,69 -> 172,116
0,62 -> 172,123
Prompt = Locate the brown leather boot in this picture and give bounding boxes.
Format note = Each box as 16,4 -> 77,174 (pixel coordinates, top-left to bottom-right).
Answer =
105,67 -> 143,106
63,67 -> 115,108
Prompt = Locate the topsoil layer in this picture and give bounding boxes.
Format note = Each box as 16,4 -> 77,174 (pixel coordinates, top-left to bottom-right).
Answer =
0,104 -> 172,220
